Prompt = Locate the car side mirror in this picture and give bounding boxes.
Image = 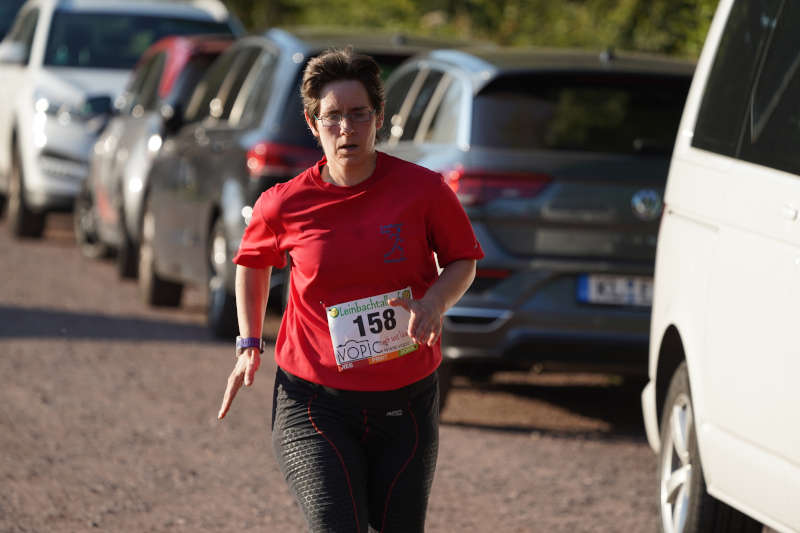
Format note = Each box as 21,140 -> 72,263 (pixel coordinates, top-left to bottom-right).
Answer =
85,95 -> 114,116
0,41 -> 26,65
160,103 -> 184,136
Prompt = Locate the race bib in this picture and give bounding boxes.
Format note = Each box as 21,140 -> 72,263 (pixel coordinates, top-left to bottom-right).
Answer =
326,287 -> 419,372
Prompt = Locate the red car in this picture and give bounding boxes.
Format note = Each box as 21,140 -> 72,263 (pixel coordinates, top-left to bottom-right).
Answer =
77,34 -> 235,279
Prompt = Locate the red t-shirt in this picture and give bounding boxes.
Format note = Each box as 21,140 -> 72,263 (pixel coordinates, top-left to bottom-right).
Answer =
233,151 -> 484,391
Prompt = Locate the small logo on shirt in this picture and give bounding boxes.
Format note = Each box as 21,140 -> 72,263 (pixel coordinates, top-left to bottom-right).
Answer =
380,224 -> 406,263
386,409 -> 403,417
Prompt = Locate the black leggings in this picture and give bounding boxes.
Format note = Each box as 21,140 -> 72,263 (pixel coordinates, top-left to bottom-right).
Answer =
271,367 -> 440,533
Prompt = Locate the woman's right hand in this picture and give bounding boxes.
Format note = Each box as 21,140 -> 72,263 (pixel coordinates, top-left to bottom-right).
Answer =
217,348 -> 261,420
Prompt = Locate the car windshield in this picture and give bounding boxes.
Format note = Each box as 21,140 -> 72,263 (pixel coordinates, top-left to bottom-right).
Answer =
43,11 -> 232,69
0,0 -> 26,40
472,73 -> 690,155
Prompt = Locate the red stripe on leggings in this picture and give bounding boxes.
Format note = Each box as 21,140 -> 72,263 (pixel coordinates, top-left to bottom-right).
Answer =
307,394 -> 361,533
380,401 -> 419,533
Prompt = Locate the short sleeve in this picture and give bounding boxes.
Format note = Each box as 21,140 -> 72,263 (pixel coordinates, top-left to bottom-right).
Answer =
427,177 -> 484,266
233,190 -> 287,269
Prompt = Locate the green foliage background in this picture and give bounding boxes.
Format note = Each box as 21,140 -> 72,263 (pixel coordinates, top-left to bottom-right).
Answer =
224,0 -> 719,59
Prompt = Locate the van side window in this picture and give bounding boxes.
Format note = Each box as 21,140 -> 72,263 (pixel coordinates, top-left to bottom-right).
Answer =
692,0 -> 781,158
382,70 -> 418,141
401,70 -> 444,141
738,2 -> 800,175
425,76 -> 463,144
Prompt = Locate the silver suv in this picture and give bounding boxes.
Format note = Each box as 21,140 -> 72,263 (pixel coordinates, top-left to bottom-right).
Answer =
378,47 -> 694,406
0,0 -> 240,238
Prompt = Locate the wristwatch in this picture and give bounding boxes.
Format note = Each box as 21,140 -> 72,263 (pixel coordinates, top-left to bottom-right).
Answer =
235,336 -> 264,356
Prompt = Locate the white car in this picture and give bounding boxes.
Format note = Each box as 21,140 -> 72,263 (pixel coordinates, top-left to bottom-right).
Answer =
641,0 -> 800,532
0,0 -> 241,238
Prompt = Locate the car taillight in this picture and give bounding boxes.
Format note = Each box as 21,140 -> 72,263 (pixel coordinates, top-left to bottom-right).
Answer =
246,142 -> 320,179
443,165 -> 551,206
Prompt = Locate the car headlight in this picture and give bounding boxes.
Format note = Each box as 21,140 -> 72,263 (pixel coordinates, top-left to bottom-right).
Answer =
33,90 -> 112,124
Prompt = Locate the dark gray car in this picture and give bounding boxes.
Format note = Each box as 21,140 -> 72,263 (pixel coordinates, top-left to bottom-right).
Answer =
378,47 -> 694,403
140,28 -> 457,337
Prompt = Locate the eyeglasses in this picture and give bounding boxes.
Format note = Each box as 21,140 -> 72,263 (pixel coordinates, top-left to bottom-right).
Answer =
314,109 -> 374,128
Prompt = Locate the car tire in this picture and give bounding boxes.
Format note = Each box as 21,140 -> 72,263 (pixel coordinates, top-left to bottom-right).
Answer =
437,359 -> 454,413
658,362 -> 763,533
207,217 -> 237,338
117,215 -> 139,279
7,149 -> 45,239
73,180 -> 110,259
138,200 -> 182,307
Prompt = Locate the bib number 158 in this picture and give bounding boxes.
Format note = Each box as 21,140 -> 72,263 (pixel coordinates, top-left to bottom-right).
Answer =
353,309 -> 397,336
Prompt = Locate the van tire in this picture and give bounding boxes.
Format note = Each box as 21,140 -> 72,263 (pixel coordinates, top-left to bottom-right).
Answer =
658,363 -> 763,533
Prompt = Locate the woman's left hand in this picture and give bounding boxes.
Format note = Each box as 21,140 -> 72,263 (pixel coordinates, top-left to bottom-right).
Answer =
217,349 -> 261,420
388,295 -> 443,347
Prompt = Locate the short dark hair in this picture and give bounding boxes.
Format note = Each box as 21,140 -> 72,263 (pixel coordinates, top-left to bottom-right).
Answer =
301,47 -> 385,120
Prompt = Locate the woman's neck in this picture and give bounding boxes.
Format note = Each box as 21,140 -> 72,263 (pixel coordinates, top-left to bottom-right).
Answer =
323,152 -> 378,187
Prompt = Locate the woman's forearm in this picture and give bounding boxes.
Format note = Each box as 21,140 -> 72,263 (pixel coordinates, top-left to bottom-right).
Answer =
235,265 -> 272,338
422,259 -> 476,315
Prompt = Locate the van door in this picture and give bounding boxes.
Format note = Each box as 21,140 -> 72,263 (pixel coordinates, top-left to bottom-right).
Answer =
689,0 -> 800,527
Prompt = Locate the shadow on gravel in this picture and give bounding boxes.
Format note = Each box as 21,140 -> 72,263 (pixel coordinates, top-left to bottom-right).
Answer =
442,378 -> 648,440
0,304 -> 276,344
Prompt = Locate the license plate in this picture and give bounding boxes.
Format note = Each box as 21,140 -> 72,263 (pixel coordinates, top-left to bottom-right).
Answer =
577,274 -> 653,307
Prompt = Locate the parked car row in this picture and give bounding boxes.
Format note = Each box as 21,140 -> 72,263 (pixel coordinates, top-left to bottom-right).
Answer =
0,1 -> 696,398
0,0 -> 242,237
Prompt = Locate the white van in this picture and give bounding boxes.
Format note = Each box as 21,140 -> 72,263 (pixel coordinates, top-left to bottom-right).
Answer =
641,0 -> 800,532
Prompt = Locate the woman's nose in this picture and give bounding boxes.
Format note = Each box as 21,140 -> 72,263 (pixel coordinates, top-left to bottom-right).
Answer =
338,117 -> 356,133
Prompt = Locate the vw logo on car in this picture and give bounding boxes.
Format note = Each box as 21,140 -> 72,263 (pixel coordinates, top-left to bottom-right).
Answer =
631,189 -> 662,221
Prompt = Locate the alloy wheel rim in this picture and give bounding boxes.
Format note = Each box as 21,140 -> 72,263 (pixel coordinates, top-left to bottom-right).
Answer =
660,392 -> 693,533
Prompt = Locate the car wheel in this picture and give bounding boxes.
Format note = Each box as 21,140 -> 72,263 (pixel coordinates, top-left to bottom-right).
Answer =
73,180 -> 110,259
207,217 -> 237,338
7,149 -> 45,239
658,362 -> 763,533
116,214 -> 139,279
138,200 -> 182,307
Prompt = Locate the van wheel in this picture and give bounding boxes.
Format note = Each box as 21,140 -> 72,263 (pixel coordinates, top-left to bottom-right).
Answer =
7,149 -> 45,238
207,218 -> 237,338
658,363 -> 763,533
138,202 -> 182,307
73,180 -> 110,259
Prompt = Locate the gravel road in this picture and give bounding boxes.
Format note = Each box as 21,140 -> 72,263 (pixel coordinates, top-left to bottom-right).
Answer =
0,214 -> 659,532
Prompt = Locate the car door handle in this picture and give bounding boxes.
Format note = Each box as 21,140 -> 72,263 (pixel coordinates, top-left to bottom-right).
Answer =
781,204 -> 798,221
